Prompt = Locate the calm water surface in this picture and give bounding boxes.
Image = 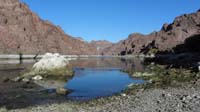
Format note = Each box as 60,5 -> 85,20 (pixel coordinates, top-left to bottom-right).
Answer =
65,57 -> 145,100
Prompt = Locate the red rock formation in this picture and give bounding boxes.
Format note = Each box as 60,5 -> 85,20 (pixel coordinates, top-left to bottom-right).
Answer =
103,10 -> 200,55
0,0 -> 97,55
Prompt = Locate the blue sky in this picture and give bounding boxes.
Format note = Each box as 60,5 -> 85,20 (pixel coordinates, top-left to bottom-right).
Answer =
21,0 -> 200,43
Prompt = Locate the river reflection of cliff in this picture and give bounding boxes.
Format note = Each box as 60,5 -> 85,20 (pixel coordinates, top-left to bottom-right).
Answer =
68,58 -> 145,73
0,63 -> 33,81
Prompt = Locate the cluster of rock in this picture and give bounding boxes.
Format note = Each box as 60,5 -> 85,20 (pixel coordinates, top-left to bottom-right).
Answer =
132,88 -> 200,112
12,53 -> 72,94
132,72 -> 154,77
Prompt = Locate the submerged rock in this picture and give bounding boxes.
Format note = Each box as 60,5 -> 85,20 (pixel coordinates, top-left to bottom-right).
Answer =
127,83 -> 135,88
56,87 -> 69,95
34,79 -> 66,89
132,72 -> 154,77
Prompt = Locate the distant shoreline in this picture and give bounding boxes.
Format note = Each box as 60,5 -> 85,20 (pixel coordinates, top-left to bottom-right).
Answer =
0,54 -> 155,60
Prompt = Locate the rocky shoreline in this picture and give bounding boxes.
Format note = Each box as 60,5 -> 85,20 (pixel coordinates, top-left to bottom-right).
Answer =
1,77 -> 198,112
0,53 -> 199,112
0,62 -> 199,112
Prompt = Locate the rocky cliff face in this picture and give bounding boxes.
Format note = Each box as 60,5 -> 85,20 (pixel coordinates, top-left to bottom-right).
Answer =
103,10 -> 200,55
0,0 -> 97,55
1,0 -> 199,55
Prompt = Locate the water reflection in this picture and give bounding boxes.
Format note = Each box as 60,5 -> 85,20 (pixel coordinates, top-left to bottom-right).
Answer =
0,57 -> 146,100
65,57 -> 145,100
65,68 -> 144,100
68,57 -> 145,72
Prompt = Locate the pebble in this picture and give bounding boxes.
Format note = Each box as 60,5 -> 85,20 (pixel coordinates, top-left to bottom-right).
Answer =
22,78 -> 30,83
121,93 -> 127,97
12,77 -> 21,82
32,75 -> 43,80
167,93 -> 172,97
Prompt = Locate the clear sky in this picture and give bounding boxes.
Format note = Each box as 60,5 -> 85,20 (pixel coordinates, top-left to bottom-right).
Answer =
21,0 -> 200,43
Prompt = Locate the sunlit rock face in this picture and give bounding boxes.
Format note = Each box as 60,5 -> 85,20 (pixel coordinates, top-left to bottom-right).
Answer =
103,10 -> 200,55
33,53 -> 68,72
0,0 -> 97,55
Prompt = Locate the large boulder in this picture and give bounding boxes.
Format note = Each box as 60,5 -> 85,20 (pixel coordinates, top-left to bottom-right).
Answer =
22,53 -> 73,80
33,53 -> 68,72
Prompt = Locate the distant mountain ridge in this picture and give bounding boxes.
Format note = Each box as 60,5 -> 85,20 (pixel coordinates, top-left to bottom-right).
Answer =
0,0 -> 199,56
103,10 -> 200,55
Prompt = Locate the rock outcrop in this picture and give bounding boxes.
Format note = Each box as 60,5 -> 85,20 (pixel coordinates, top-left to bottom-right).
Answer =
17,53 -> 73,83
103,10 -> 200,55
32,53 -> 68,72
29,53 -> 73,77
0,0 -> 97,55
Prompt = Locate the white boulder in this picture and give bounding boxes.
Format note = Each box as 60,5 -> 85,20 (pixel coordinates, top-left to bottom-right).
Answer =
15,53 -> 73,86
33,53 -> 68,71
21,53 -> 73,79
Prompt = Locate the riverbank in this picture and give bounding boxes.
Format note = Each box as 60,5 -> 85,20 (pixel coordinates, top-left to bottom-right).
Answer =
0,57 -> 199,112
1,65 -> 199,112
1,77 -> 199,112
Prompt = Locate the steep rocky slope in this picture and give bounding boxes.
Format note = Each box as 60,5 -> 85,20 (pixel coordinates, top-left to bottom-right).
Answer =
0,0 -> 97,55
103,10 -> 200,55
